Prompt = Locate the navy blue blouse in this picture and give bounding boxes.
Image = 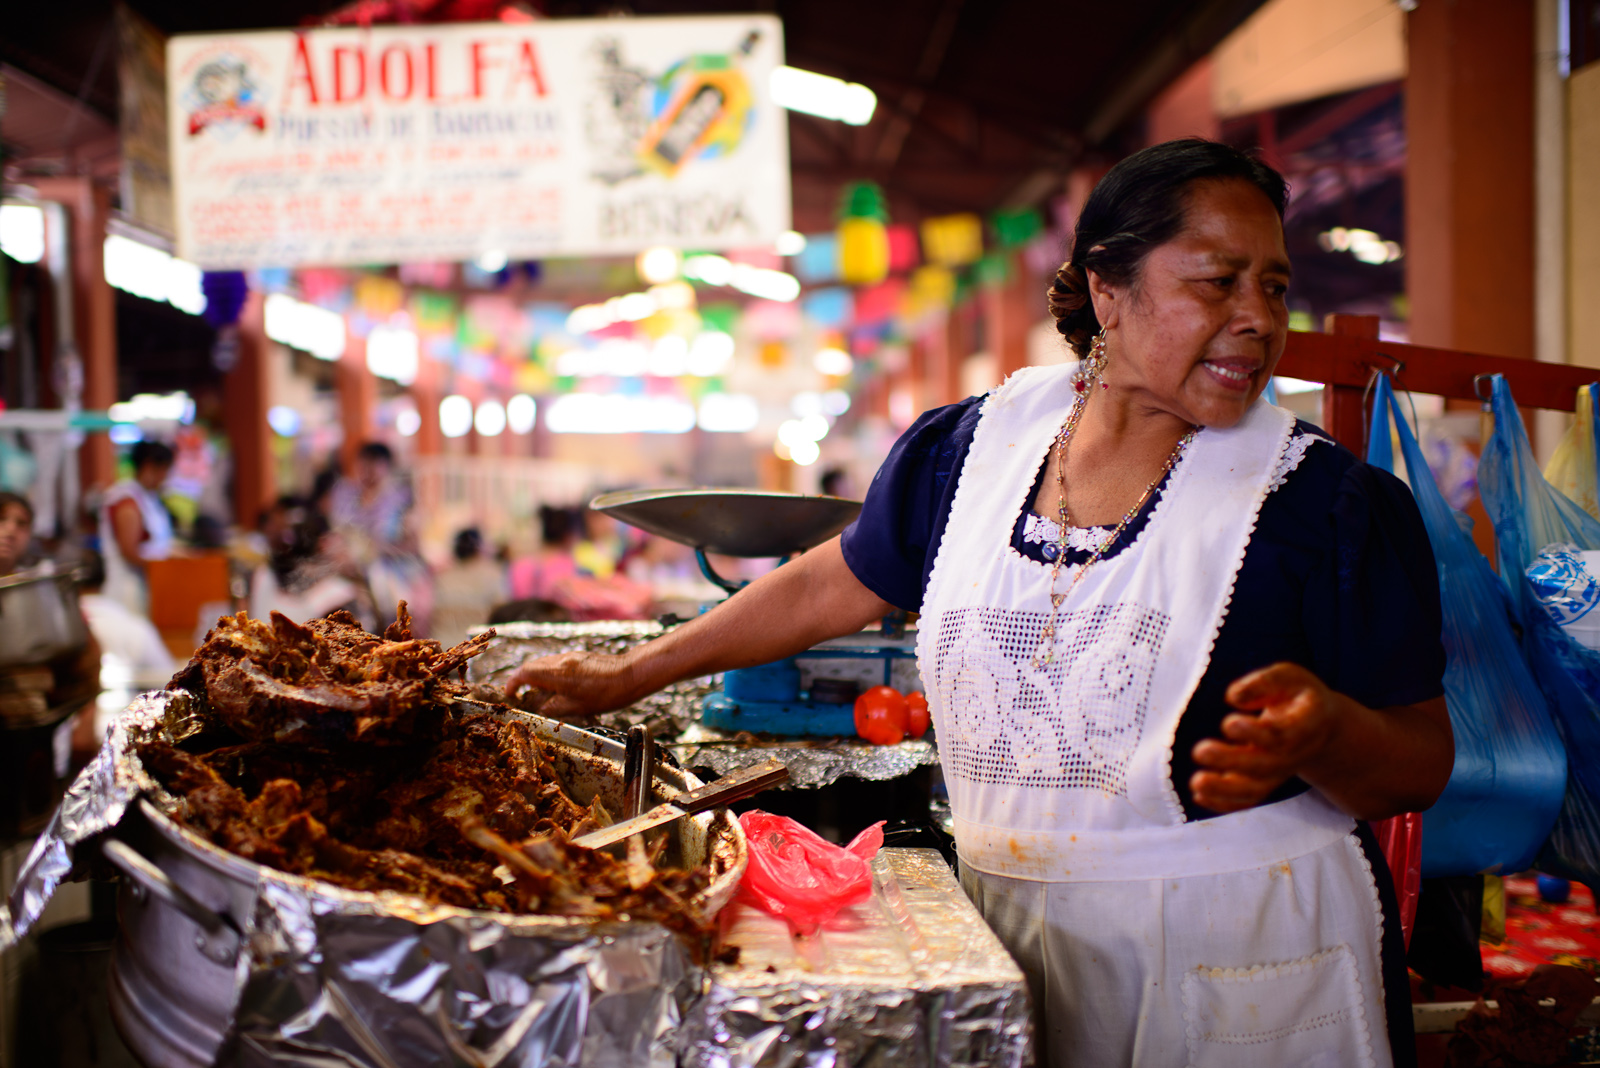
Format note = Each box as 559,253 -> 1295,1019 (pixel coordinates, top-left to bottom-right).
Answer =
839,396 -> 1447,820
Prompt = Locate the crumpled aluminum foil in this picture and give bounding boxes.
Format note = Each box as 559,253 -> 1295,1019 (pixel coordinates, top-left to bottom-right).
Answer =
679,848 -> 1032,1068
4,687 -> 1029,1068
467,621 -> 715,737
0,689 -> 170,949
225,881 -> 695,1067
669,725 -> 941,790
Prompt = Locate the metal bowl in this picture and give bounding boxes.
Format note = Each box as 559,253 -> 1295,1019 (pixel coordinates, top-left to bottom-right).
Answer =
107,707 -> 747,1068
0,567 -> 88,669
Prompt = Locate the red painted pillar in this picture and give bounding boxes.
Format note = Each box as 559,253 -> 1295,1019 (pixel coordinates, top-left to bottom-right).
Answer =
1405,0 -> 1535,360
338,335 -> 376,473
224,291 -> 275,524
34,176 -> 116,492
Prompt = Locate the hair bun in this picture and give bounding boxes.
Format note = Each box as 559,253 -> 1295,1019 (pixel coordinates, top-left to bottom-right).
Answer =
1046,262 -> 1097,355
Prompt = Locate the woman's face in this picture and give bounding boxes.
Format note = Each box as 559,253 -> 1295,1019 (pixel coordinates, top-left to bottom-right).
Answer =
0,503 -> 31,573
1090,178 -> 1291,429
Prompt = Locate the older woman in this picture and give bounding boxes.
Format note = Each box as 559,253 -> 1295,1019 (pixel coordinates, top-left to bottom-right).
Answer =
509,140 -> 1452,1067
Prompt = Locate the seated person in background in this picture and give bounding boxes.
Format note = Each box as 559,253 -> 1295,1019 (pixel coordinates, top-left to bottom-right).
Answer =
0,491 -> 34,575
249,499 -> 363,624
510,505 -> 580,602
431,527 -> 509,646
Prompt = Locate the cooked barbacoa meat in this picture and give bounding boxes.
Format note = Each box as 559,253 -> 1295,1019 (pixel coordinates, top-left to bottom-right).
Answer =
142,606 -> 710,927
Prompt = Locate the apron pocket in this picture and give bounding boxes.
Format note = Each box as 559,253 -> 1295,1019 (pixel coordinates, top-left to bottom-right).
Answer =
1181,943 -> 1376,1068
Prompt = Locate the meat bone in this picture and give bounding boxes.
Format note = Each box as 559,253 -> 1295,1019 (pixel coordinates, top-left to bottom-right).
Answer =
571,758 -> 788,850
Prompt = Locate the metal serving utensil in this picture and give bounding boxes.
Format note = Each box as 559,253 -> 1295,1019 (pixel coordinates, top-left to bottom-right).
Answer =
572,758 -> 788,850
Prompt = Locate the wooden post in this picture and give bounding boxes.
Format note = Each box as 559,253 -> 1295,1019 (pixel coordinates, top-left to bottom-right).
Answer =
337,334 -> 376,473
33,176 -> 116,491
224,291 -> 275,524
983,256 -> 1035,381
1321,313 -> 1379,454
1405,0 -> 1535,362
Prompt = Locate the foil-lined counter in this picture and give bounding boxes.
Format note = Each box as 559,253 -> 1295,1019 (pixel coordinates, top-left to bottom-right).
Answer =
470,623 -> 942,791
682,848 -> 1032,1068
670,724 -> 940,790
468,621 -> 713,737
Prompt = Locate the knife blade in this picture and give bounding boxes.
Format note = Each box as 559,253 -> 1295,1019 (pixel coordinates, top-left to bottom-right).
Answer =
572,757 -> 789,850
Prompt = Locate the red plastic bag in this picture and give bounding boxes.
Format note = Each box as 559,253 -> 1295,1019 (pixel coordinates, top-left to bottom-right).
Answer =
736,812 -> 885,930
1373,812 -> 1423,948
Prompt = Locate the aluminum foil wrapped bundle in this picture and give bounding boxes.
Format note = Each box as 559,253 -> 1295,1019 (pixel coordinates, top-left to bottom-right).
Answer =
683,849 -> 1032,1067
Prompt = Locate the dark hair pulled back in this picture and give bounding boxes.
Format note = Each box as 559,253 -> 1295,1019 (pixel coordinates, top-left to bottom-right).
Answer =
1048,139 -> 1288,355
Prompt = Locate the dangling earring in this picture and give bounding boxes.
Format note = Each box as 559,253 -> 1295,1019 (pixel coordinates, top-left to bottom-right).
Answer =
1087,329 -> 1108,384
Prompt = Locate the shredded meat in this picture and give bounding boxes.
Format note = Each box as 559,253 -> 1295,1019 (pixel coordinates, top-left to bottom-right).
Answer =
143,605 -> 710,929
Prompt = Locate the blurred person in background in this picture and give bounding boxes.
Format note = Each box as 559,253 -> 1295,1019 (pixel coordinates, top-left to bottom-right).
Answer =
509,505 -> 580,603
431,527 -> 509,646
247,496 -> 362,624
99,440 -> 176,614
326,441 -> 433,631
0,491 -> 36,574
573,507 -> 631,579
819,466 -> 856,499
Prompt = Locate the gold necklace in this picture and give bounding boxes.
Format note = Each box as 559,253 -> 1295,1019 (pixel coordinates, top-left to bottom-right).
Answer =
1031,389 -> 1198,668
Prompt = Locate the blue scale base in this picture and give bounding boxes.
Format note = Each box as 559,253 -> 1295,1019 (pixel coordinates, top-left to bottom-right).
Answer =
701,692 -> 857,737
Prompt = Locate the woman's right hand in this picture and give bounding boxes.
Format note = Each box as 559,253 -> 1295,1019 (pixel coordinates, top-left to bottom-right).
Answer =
504,650 -> 638,721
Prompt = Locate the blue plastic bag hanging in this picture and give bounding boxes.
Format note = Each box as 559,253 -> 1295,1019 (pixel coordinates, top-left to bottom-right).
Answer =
1478,375 -> 1600,887
1367,375 -> 1566,877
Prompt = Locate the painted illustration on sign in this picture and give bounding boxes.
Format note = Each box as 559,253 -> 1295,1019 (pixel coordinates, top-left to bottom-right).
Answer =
181,48 -> 267,136
167,17 -> 789,269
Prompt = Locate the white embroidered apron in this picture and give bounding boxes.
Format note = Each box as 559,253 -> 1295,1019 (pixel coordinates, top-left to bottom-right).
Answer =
918,363 -> 1391,1068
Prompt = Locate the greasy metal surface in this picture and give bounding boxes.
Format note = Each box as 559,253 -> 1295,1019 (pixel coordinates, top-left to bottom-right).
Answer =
591,488 -> 862,558
467,620 -> 715,736
680,848 -> 1034,1068
673,723 -> 942,790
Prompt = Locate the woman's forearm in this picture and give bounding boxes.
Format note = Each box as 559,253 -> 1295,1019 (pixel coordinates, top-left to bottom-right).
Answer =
1299,694 -> 1453,822
510,537 -> 894,715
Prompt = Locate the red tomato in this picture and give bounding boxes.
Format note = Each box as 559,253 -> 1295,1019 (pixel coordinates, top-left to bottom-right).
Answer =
854,686 -> 907,745
905,692 -> 930,738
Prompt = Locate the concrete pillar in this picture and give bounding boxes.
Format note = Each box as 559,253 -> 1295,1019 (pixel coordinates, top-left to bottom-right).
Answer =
1534,0 -> 1571,463
1404,0 -> 1535,361
224,291 -> 275,524
1569,61 -> 1600,370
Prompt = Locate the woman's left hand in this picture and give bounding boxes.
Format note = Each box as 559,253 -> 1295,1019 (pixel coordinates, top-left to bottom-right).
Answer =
1190,661 -> 1454,820
1189,662 -> 1342,814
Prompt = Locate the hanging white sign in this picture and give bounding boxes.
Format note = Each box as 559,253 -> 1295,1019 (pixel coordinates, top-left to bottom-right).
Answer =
166,16 -> 789,268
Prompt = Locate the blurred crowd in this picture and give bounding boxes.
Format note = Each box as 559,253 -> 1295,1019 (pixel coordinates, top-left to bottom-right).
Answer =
235,441 -> 716,647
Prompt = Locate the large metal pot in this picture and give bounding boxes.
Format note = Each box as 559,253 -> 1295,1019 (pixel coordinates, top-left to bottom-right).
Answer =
0,566 -> 89,668
104,710 -> 747,1068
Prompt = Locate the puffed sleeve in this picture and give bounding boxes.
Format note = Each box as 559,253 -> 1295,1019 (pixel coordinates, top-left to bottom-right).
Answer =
839,396 -> 984,612
1305,461 -> 1448,708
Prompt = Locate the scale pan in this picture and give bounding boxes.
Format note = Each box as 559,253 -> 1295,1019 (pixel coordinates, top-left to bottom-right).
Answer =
591,488 -> 863,559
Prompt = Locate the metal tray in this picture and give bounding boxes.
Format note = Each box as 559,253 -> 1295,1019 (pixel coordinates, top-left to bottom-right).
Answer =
591,487 -> 862,558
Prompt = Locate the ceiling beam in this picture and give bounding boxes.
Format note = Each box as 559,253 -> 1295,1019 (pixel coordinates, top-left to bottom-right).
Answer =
1081,0 -> 1267,144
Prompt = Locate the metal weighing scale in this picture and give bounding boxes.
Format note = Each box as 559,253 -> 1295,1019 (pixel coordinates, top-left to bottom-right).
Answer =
592,488 -> 922,737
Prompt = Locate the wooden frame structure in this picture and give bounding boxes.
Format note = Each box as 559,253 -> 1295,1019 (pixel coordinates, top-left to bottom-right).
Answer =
1278,315 -> 1600,454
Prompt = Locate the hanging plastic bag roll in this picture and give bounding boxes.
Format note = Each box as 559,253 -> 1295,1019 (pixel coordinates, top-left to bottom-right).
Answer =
1542,383 -> 1600,521
1478,374 -> 1600,889
1367,375 -> 1566,878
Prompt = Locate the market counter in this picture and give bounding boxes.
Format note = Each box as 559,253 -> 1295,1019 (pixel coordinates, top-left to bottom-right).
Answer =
683,847 -> 1032,1068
